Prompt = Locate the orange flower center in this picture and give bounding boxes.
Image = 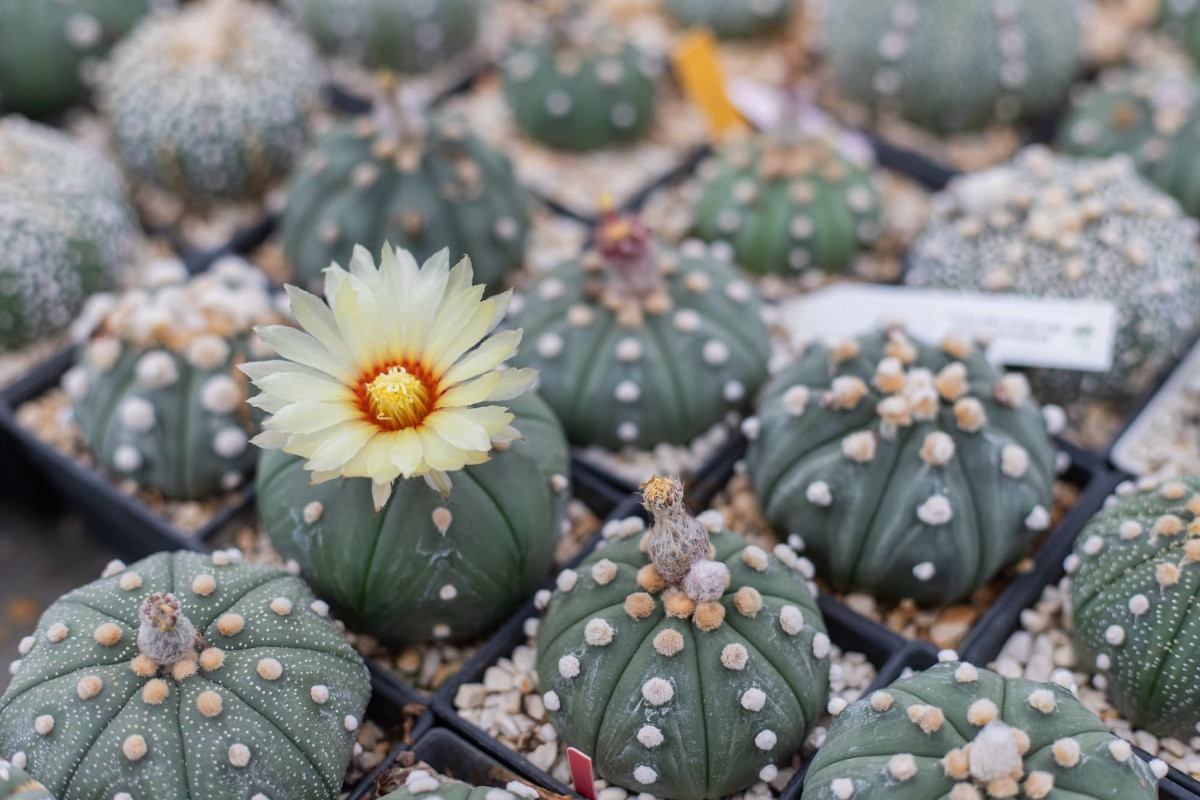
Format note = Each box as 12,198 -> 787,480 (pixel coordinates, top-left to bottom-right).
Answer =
364,366 -> 433,429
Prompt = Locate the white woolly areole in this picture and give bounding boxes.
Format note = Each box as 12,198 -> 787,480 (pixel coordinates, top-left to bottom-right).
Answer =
213,426 -> 249,458
955,663 -> 979,683
912,562 -> 936,581
681,559 -> 729,602
1025,505 -> 1051,530
119,397 -> 156,432
830,778 -> 854,799
921,432 -> 955,465
616,337 -> 643,362
185,335 -> 230,370
1001,444 -> 1029,478
917,495 -> 953,526
558,655 -> 580,679
969,722 -> 1022,782
1109,739 -> 1132,762
721,643 -> 749,670
201,375 -> 241,414
887,753 -> 916,781
754,730 -> 777,750
633,766 -> 658,785
1105,625 -> 1125,645
841,431 -> 877,462
556,570 -> 578,592
135,351 -> 178,389
759,765 -> 778,783
113,444 -> 142,472
405,771 -> 441,793
938,649 -> 959,662
806,481 -> 832,506
637,725 -> 664,748
779,605 -> 804,635
782,385 -> 809,415
741,688 -> 766,711
1129,594 -> 1150,615
812,632 -> 831,658
1119,520 -> 1143,539
62,367 -> 89,399
642,677 -> 674,706
584,618 -> 614,646
542,690 -> 560,711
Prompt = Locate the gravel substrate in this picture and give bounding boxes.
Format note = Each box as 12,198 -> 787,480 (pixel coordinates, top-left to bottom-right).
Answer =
573,418 -> 735,489
710,462 -> 1080,652
1111,336 -> 1200,480
988,575 -> 1196,779
451,513 -> 878,800
211,498 -> 602,695
340,705 -> 430,800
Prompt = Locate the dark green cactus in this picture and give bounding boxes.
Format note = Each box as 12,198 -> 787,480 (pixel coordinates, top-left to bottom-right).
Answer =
0,118 -> 137,350
747,327 -> 1055,606
692,134 -> 880,274
502,25 -> 660,152
281,114 -> 530,294
64,259 -> 280,500
1160,0 -> 1200,63
0,550 -> 372,800
380,767 -> 540,800
1057,66 -> 1200,216
100,0 -> 322,204
822,0 -> 1082,134
803,660 -> 1159,800
1067,475 -> 1200,740
257,391 -> 571,645
508,213 -> 770,450
537,476 -> 831,800
664,0 -> 795,39
282,0 -> 479,74
0,0 -> 162,118
0,760 -> 53,800
906,146 -> 1200,404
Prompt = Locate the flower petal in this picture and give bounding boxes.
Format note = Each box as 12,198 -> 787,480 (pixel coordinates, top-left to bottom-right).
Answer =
439,329 -> 523,387
423,408 -> 492,453
267,401 -> 361,435
256,371 -> 356,404
437,372 -> 501,408
487,367 -> 538,401
255,325 -> 356,384
284,284 -> 357,365
303,421 -> 379,472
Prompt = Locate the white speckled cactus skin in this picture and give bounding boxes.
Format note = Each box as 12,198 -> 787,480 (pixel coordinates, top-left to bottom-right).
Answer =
664,0 -> 795,39
100,0 -> 322,204
1160,0 -> 1200,63
283,0 -> 480,74
64,258 -> 282,501
0,118 -> 137,350
747,327 -> 1055,606
0,550 -> 371,800
803,661 -> 1159,799
0,759 -> 53,800
906,147 -> 1200,404
1067,476 -> 1200,740
822,0 -> 1082,134
380,767 -> 540,800
537,478 -> 831,800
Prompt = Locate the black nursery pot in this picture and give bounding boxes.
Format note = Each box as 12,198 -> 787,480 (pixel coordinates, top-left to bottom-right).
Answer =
344,671 -> 436,800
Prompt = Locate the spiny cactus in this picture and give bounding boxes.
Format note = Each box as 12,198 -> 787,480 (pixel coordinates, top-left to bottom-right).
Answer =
0,0 -> 165,118
1058,66 -> 1200,216
0,550 -> 372,800
281,111 -> 530,294
664,0 -> 796,39
0,117 -> 137,350
282,0 -> 480,74
1066,475 -> 1200,740
100,0 -> 322,205
537,476 -> 831,800
502,23 -> 660,151
746,327 -> 1056,606
803,660 -> 1159,799
380,766 -> 541,800
692,129 -> 880,274
1160,0 -> 1200,63
0,760 -> 52,800
63,258 -> 281,500
906,146 -> 1200,403
822,0 -> 1082,134
508,213 -> 770,450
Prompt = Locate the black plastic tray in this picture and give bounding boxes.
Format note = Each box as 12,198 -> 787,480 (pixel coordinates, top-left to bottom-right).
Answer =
344,668 -> 436,800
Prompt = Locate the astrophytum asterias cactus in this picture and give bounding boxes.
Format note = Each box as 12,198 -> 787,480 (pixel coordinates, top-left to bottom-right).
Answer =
379,766 -> 541,800
0,759 -> 52,800
1066,476 -> 1200,739
803,660 -> 1159,799
537,476 -> 831,800
0,550 -> 371,800
747,327 -> 1056,605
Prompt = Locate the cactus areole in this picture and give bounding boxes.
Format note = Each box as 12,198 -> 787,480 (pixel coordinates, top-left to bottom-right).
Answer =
537,476 -> 831,800
0,550 -> 371,800
0,758 -> 53,800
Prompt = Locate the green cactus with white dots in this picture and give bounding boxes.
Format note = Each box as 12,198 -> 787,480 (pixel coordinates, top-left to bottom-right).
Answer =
1160,0 -> 1200,64
380,766 -> 543,800
747,327 -> 1056,606
803,660 -> 1159,799
502,25 -> 659,152
1067,475 -> 1200,740
100,0 -> 322,205
822,0 -> 1082,135
664,0 -> 795,39
0,759 -> 53,800
0,550 -> 372,800
0,117 -> 137,350
65,259 -> 282,501
508,213 -> 771,450
536,476 -> 831,800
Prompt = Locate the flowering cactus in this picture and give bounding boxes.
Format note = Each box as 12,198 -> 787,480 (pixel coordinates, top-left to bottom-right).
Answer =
537,477 -> 831,800
0,550 -> 371,800
803,660 -> 1159,799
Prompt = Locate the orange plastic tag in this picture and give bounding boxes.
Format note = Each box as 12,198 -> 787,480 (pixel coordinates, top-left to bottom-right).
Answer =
672,30 -> 748,140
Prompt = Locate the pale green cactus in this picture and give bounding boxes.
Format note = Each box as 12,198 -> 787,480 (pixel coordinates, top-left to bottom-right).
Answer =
0,760 -> 53,800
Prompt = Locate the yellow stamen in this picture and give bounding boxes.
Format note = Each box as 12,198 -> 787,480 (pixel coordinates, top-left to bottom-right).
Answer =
365,366 -> 432,429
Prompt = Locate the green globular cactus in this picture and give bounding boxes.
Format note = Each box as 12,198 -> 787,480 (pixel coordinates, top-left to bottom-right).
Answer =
692,133 -> 881,274
1057,66 -> 1200,216
906,146 -> 1200,404
0,118 -> 137,350
822,0 -> 1082,135
257,391 -> 571,645
282,0 -> 479,74
664,0 -> 795,39
63,258 -> 282,500
0,0 -> 164,119
281,113 -> 531,294
802,660 -> 1159,800
100,0 -> 322,205
746,327 -> 1055,606
0,550 -> 372,800
1160,0 -> 1200,63
537,476 -> 831,800
380,767 -> 540,800
1066,476 -> 1200,740
502,25 -> 660,152
0,760 -> 53,800
508,213 -> 771,450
